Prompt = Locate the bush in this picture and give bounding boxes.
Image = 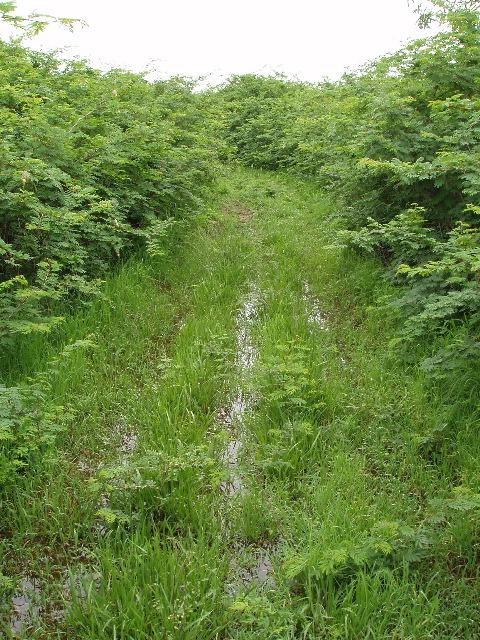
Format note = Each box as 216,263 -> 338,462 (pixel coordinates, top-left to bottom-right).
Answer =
214,1 -> 480,371
0,14 -> 217,349
0,5 -> 218,484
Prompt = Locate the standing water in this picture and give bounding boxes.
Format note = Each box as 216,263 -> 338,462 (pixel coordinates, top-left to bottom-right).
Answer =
302,281 -> 328,329
219,284 -> 259,498
218,285 -> 274,592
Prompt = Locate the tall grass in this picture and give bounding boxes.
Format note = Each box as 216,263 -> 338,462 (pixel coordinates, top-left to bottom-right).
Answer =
1,199 -> 253,638
221,167 -> 480,639
2,167 -> 479,639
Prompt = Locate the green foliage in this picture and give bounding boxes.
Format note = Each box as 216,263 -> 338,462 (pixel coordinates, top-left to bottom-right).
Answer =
254,341 -> 326,479
337,207 -> 437,267
412,0 -> 480,28
284,521 -> 433,581
257,341 -> 324,419
215,6 -> 480,372
284,487 -> 480,583
218,11 -> 480,227
0,1 -> 83,38
90,446 -> 217,527
212,74 -> 297,169
0,8 -> 218,487
0,339 -> 92,484
395,222 -> 480,343
341,210 -> 480,369
0,30 -> 216,352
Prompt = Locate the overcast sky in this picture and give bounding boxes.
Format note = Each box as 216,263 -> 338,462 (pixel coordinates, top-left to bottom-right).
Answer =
7,1 -> 435,84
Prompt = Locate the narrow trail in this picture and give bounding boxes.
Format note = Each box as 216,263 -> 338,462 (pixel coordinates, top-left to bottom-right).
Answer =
3,167 -> 479,639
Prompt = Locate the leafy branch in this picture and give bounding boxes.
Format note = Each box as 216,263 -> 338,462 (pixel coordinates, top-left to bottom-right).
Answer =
0,1 -> 85,39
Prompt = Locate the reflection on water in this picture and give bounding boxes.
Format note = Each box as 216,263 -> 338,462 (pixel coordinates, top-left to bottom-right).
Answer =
302,281 -> 328,329
10,578 -> 41,636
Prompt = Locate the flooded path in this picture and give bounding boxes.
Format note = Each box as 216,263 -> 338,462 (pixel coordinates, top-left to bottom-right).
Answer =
4,167 -> 424,640
217,284 -> 276,593
219,284 -> 259,499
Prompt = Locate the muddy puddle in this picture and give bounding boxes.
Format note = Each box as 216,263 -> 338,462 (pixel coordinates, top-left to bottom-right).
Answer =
226,544 -> 276,596
8,567 -> 101,636
8,424 -> 135,635
302,281 -> 350,368
219,284 -> 260,499
220,438 -> 244,497
217,284 -> 276,592
9,578 -> 41,636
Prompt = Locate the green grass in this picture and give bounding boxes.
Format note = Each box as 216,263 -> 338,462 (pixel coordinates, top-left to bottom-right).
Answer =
221,167 -> 480,639
2,166 -> 479,639
1,191 -> 253,638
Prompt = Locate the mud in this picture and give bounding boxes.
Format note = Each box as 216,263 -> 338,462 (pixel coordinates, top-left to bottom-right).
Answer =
219,285 -> 259,499
222,202 -> 253,223
226,544 -> 276,596
217,284 -> 276,592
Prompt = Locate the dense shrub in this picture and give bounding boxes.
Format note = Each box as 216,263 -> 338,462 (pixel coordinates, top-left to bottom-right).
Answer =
0,5 -> 218,482
214,1 -> 480,371
0,24 -> 216,348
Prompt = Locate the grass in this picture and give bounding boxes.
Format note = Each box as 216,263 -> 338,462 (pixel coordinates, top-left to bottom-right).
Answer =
1,165 -> 479,639
1,191 -> 253,638
221,167 -> 480,639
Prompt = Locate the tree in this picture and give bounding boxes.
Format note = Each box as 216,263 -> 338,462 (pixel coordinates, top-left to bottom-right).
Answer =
0,1 -> 83,39
410,0 -> 480,28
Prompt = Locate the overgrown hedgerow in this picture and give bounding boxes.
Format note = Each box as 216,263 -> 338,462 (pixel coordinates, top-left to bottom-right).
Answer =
212,0 -> 480,373
0,12 -> 217,349
0,4 -> 218,483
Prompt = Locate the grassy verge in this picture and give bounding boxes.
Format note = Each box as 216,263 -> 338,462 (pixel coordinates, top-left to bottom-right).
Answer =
2,165 -> 479,639
1,191 -> 253,638
222,167 -> 480,639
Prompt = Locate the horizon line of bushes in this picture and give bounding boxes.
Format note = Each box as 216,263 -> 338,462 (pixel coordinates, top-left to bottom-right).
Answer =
0,6 -> 219,483
212,2 -> 480,377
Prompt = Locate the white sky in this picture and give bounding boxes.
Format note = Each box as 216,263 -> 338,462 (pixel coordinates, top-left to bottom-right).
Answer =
7,1 -> 435,84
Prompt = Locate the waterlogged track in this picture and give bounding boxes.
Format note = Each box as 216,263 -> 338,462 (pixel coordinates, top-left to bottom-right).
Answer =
218,283 -> 277,595
219,284 -> 259,500
3,167 -> 480,639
